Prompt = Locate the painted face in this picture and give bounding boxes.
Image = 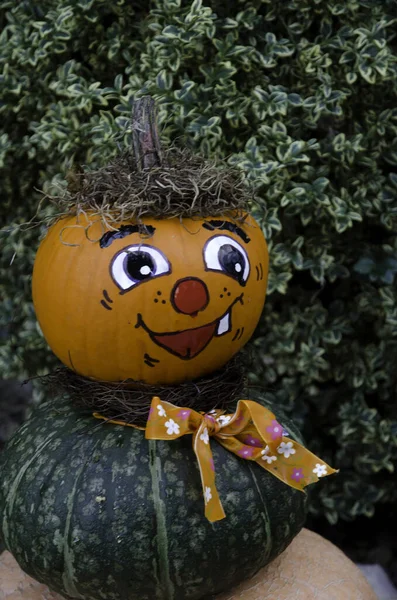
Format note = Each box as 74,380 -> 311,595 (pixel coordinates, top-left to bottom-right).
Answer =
32,214 -> 269,385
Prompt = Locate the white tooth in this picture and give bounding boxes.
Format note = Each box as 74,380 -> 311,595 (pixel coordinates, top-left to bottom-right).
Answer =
217,311 -> 230,336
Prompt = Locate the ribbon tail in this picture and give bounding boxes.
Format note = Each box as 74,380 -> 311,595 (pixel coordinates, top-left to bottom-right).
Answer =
193,423 -> 226,523
270,438 -> 339,488
218,435 -> 338,492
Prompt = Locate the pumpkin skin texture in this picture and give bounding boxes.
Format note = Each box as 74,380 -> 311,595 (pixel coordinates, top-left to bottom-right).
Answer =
218,529 -> 377,600
0,396 -> 307,600
0,530 -> 377,600
32,213 -> 268,385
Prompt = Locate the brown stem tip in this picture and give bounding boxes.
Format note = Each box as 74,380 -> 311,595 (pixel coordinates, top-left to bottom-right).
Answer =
131,96 -> 162,171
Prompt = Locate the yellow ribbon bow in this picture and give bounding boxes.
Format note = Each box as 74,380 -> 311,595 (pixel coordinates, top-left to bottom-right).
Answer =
94,397 -> 337,523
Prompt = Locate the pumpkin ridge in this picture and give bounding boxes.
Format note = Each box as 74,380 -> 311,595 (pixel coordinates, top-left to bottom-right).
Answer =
246,462 -> 273,563
61,439 -> 102,599
2,430 -> 59,549
148,440 -> 175,600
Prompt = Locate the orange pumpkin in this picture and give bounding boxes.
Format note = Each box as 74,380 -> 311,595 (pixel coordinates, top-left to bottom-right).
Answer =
32,213 -> 268,385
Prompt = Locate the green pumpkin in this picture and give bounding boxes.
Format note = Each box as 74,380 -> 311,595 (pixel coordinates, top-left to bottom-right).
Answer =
0,395 -> 307,600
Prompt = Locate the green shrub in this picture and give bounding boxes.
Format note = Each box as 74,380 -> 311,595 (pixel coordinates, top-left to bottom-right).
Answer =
1,0 -> 397,524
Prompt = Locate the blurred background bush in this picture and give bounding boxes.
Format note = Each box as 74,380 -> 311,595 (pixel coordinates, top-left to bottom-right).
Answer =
1,0 -> 396,578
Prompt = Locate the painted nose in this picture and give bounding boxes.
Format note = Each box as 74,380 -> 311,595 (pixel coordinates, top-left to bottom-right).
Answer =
171,278 -> 209,315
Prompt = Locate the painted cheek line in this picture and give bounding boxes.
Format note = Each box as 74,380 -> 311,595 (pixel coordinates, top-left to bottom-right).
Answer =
103,289 -> 114,303
100,299 -> 112,311
232,329 -> 240,342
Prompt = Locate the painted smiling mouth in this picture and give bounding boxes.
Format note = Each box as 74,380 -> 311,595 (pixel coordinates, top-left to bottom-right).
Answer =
136,294 -> 244,360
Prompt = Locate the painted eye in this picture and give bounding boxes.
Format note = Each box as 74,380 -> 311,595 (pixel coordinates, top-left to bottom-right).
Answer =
111,245 -> 171,291
203,235 -> 250,285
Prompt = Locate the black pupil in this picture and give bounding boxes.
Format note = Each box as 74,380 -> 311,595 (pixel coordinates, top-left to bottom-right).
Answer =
218,244 -> 245,284
125,251 -> 155,281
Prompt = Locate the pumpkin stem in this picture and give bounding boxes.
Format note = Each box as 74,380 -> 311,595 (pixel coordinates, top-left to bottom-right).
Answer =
131,97 -> 162,170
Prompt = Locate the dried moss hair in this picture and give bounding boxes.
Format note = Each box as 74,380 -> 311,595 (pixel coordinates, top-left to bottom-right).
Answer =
55,148 -> 251,227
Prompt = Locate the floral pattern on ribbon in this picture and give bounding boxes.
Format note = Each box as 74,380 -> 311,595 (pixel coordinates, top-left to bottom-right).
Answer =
313,463 -> 328,477
261,445 -> 277,464
157,404 -> 167,417
277,441 -> 296,458
94,397 -> 338,523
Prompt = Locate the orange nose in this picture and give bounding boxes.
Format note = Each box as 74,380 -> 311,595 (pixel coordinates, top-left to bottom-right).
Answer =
171,278 -> 209,315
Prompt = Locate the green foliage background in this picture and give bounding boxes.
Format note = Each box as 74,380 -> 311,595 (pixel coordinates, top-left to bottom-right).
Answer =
1,0 -> 397,524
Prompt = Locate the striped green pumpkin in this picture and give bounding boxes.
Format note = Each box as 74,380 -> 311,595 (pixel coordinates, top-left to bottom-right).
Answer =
0,395 -> 307,600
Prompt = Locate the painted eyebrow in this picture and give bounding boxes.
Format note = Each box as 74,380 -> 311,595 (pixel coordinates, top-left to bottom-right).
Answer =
99,224 -> 156,248
202,220 -> 250,244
